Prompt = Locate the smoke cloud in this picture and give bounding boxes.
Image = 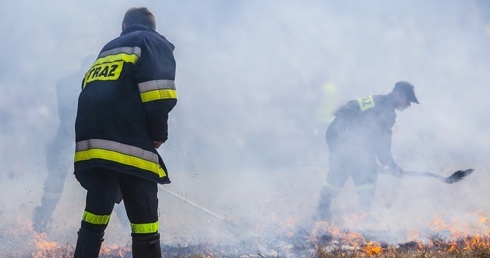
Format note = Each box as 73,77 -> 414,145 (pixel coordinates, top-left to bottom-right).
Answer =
1,0 -> 489,255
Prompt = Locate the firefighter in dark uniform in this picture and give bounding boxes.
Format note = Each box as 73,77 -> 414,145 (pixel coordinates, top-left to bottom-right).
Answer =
314,81 -> 419,222
73,7 -> 177,258
32,55 -> 129,234
32,56 -> 91,234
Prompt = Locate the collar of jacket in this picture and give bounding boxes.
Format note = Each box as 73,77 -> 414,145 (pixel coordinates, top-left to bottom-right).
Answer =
121,24 -> 155,36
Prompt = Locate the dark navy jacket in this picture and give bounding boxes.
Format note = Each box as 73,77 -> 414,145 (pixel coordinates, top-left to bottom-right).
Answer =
74,25 -> 177,184
326,94 -> 397,168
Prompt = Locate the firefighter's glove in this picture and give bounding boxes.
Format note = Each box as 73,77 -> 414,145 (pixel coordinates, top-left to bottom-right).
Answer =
154,140 -> 165,149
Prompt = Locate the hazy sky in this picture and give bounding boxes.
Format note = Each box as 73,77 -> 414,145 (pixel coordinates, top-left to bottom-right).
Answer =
1,0 -> 489,254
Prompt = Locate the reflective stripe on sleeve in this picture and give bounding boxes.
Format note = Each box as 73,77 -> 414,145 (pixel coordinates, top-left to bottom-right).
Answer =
82,210 -> 111,225
140,89 -> 177,102
75,139 -> 166,178
131,221 -> 159,234
139,80 -> 176,91
138,80 -> 177,103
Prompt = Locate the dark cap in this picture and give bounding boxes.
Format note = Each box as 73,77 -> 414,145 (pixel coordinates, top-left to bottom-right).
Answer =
393,81 -> 419,104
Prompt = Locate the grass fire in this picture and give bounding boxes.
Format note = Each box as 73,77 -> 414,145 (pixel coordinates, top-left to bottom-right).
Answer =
12,206 -> 490,257
2,164 -> 489,257
1,1 -> 490,257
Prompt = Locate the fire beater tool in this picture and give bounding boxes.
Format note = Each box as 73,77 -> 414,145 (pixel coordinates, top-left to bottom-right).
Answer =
159,186 -> 242,229
402,168 -> 474,184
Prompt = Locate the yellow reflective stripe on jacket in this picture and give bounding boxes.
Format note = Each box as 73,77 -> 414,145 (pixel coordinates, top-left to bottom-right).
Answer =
140,89 -> 177,102
94,52 -> 139,66
131,222 -> 159,234
357,95 -> 375,111
83,46 -> 141,89
355,183 -> 376,192
75,149 -> 165,177
82,210 -> 111,225
138,80 -> 177,103
75,139 -> 166,178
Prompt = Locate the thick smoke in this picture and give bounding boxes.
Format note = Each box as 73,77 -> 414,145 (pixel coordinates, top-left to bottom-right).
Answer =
0,0 -> 489,254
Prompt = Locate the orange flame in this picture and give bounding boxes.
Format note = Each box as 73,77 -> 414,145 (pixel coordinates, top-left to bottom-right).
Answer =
32,232 -> 71,258
100,243 -> 131,257
364,241 -> 383,255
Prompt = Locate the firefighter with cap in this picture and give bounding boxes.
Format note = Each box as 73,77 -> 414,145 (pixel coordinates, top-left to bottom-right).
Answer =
73,7 -> 177,258
313,81 -> 419,222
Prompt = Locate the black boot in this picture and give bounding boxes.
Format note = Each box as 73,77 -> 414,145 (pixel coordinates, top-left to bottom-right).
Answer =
74,228 -> 104,258
132,233 -> 162,258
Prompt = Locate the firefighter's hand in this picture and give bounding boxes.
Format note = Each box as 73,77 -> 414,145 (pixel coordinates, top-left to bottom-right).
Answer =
154,141 -> 165,149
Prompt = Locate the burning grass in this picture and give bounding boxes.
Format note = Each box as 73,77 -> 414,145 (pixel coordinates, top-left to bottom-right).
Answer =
312,234 -> 490,258
17,210 -> 490,257
28,221 -> 490,258
305,213 -> 490,258
29,235 -> 490,257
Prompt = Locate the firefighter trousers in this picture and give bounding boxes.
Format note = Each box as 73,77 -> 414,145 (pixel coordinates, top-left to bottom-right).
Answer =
314,141 -> 378,221
75,167 -> 159,234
